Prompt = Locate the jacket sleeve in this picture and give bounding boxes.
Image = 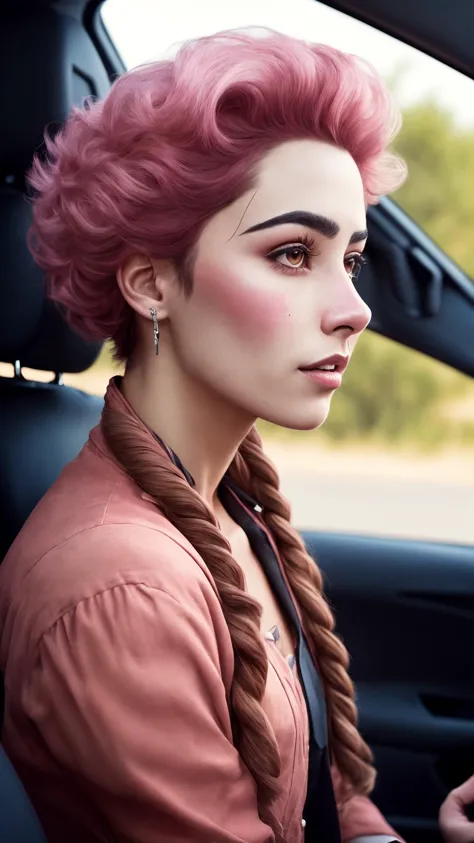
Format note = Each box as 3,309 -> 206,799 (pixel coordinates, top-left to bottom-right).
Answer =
332,767 -> 402,843
26,581 -> 273,843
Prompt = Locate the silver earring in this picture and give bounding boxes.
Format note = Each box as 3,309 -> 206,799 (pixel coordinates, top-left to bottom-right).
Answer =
150,307 -> 159,355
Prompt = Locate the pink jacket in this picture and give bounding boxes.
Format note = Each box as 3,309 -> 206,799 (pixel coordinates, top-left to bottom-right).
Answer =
0,412 -> 399,843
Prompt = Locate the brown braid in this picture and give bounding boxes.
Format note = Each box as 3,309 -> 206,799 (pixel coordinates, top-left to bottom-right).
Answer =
230,425 -> 376,804
101,402 -> 284,837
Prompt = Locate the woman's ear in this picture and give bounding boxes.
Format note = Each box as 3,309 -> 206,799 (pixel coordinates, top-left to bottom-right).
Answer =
116,254 -> 178,322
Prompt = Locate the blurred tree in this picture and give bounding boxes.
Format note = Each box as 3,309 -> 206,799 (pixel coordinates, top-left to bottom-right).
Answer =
393,101 -> 474,278
322,332 -> 471,448
320,99 -> 474,447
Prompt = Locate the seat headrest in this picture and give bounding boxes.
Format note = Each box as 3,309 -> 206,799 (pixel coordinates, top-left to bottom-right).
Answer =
0,7 -> 111,373
0,7 -> 111,172
0,186 -> 101,373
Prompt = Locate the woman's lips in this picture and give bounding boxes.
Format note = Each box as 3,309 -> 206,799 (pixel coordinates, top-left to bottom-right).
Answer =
298,353 -> 349,390
298,368 -> 342,389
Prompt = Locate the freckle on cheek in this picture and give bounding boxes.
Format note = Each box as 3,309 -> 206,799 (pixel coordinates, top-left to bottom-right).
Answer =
197,264 -> 289,341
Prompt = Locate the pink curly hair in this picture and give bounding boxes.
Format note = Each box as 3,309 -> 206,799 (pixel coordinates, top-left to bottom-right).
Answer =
28,28 -> 405,359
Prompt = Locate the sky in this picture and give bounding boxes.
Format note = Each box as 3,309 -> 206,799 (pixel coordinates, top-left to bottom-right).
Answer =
102,0 -> 474,129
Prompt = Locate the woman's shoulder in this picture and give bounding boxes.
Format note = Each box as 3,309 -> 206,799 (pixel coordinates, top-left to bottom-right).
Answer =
0,433 -> 223,657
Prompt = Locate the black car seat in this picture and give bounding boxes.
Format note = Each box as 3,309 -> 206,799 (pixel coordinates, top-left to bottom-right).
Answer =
0,186 -> 105,559
0,7 -> 113,840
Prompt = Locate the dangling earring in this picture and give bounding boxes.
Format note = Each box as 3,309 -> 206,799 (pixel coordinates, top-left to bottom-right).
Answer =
150,307 -> 159,355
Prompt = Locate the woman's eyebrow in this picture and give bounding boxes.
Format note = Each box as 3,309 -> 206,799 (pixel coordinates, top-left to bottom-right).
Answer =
240,210 -> 339,237
240,210 -> 368,245
349,228 -> 368,244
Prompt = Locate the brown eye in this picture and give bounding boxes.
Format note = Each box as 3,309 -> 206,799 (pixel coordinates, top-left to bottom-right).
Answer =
266,238 -> 317,273
273,246 -> 308,269
283,247 -> 305,267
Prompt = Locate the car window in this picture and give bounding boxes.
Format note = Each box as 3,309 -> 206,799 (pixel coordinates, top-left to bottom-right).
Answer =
7,0 -> 473,545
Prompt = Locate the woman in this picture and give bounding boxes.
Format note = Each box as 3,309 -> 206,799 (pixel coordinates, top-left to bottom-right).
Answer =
0,29 -> 406,843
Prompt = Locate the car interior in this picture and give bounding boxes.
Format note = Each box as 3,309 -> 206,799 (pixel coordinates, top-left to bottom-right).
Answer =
0,1 -> 473,841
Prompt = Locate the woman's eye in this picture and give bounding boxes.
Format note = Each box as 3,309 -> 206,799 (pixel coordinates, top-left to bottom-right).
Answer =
269,245 -> 309,270
280,247 -> 307,269
345,253 -> 367,282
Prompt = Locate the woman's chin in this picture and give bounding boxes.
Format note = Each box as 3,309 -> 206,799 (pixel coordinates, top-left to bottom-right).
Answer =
261,397 -> 332,432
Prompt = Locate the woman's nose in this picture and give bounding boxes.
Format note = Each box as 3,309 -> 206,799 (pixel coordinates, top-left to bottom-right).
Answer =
320,281 -> 372,340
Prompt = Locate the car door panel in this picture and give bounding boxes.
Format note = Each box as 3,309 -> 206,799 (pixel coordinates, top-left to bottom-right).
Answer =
303,532 -> 474,843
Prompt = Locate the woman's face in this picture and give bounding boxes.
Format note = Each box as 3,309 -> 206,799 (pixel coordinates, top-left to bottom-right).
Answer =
167,139 -> 371,430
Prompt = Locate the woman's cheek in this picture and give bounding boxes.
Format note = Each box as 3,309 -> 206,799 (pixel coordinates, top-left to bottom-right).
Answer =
195,261 -> 291,342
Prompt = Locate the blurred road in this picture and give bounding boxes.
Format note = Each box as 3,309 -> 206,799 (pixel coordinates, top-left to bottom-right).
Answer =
279,469 -> 474,544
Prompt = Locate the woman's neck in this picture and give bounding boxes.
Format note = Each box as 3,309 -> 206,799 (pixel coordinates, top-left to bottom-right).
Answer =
121,354 -> 255,508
